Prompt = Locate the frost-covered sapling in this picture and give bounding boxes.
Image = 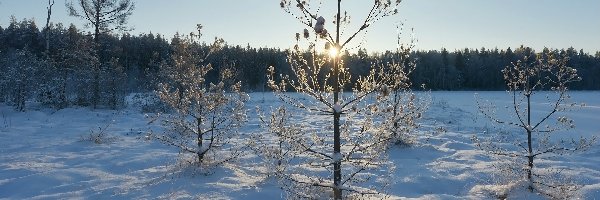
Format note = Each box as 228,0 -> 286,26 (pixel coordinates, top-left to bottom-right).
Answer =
257,0 -> 423,199
474,50 -> 596,198
377,36 -> 429,147
152,25 -> 248,170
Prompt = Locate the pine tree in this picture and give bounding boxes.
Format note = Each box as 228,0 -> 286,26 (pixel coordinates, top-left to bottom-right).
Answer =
66,0 -> 135,109
152,26 -> 248,169
257,0 -> 423,198
474,50 -> 596,198
101,57 -> 126,109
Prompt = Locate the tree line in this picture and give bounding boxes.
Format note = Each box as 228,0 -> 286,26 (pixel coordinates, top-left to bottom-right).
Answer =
1,17 -> 600,110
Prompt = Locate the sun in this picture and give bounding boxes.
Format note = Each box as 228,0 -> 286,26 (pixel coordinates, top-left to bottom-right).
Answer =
328,46 -> 339,58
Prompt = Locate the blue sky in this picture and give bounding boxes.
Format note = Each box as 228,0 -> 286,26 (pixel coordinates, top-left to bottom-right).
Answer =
1,0 -> 599,53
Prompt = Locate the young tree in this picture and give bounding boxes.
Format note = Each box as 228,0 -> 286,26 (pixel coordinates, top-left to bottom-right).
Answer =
152,26 -> 248,169
100,57 -> 126,109
0,49 -> 43,111
379,41 -> 429,146
257,0 -> 422,199
474,50 -> 596,198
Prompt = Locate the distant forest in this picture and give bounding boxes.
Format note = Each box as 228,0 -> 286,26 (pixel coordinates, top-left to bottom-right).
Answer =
1,18 -> 600,108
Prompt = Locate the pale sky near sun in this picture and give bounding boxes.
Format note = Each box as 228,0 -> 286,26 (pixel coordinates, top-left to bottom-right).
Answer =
1,0 -> 599,53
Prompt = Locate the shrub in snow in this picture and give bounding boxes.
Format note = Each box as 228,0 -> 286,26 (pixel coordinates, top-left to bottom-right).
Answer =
258,0 -> 419,199
473,49 -> 596,199
81,122 -> 118,144
151,25 -> 248,170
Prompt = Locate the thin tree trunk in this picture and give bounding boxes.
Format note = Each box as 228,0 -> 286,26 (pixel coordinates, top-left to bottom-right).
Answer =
93,66 -> 99,109
332,0 -> 342,199
60,69 -> 68,108
92,3 -> 102,109
526,93 -> 534,191
94,4 -> 100,45
197,116 -> 204,164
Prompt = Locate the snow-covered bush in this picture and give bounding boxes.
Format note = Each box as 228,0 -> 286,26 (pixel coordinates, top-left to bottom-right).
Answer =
151,25 -> 248,170
255,0 -> 425,199
473,50 -> 596,198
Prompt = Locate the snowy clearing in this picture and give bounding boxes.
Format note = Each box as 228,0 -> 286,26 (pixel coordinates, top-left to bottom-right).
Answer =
0,91 -> 599,199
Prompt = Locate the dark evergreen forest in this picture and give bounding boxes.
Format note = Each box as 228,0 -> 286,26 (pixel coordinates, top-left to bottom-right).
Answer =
2,18 -> 599,110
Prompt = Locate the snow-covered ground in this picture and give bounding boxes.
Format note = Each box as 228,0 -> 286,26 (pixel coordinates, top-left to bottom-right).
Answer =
0,91 -> 598,199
